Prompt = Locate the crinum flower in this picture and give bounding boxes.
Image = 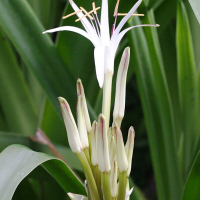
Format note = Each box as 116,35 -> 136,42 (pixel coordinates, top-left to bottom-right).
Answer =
43,0 -> 159,88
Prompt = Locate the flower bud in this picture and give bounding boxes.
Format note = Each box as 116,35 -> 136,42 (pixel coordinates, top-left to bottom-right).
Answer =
97,114 -> 111,172
77,95 -> 89,149
125,126 -> 135,176
90,121 -> 98,166
113,122 -> 128,172
113,47 -> 130,127
58,97 -> 82,154
77,79 -> 91,133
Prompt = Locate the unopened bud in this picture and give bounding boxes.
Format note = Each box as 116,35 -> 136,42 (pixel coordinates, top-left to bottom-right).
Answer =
125,126 -> 135,176
77,79 -> 91,133
90,121 -> 98,166
58,97 -> 82,154
97,114 -> 111,172
113,122 -> 128,172
77,95 -> 89,149
113,47 -> 130,127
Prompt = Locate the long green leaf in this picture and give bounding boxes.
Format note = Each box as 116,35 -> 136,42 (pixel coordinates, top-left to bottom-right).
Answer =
127,12 -> 182,200
0,145 -> 86,199
176,0 -> 198,178
0,0 -> 77,115
0,28 -> 37,135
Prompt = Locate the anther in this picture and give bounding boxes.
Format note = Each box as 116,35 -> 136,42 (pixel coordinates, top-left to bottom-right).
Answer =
80,7 -> 93,20
92,2 -> 97,14
76,7 -> 100,22
114,0 -> 120,16
62,10 -> 82,19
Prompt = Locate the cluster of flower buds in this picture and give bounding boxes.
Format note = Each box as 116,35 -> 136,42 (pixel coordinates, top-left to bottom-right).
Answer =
59,47 -> 135,200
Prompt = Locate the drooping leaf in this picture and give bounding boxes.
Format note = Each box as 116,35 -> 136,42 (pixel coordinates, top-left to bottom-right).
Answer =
0,145 -> 86,200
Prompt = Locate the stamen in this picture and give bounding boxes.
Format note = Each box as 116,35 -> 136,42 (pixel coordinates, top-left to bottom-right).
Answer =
80,7 -> 94,20
117,13 -> 144,16
92,2 -> 97,14
76,7 -> 100,22
114,0 -> 120,16
62,10 -> 82,19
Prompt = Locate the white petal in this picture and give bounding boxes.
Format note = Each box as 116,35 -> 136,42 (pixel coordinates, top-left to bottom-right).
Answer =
69,0 -> 99,46
42,26 -> 94,44
111,24 -> 159,54
100,0 -> 110,46
94,47 -> 105,88
125,187 -> 134,200
112,0 -> 142,39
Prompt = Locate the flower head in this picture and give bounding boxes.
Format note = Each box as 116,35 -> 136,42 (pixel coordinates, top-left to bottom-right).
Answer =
43,0 -> 159,88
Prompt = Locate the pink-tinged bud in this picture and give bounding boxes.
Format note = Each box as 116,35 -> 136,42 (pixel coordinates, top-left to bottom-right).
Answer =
68,192 -> 88,200
113,47 -> 130,127
97,114 -> 111,172
90,121 -> 98,166
113,122 -> 128,172
58,97 -> 82,154
77,79 -> 91,133
77,95 -> 89,149
125,126 -> 135,176
110,160 -> 118,197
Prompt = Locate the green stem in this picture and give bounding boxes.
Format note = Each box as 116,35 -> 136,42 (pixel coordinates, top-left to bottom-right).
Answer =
102,71 -> 113,132
76,152 -> 100,200
117,171 -> 127,200
102,172 -> 112,200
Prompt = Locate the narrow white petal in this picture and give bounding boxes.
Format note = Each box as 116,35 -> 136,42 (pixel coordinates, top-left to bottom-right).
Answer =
111,24 -> 159,54
100,0 -> 110,46
94,47 -> 105,88
43,26 -> 94,44
112,0 -> 142,38
69,0 -> 99,46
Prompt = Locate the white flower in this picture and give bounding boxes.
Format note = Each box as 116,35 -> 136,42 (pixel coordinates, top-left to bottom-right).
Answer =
43,0 -> 159,88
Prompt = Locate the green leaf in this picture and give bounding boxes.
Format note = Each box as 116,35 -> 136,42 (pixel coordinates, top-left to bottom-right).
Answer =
0,0 -> 77,115
0,145 -> 86,199
0,28 -> 37,135
188,0 -> 200,25
182,150 -> 200,200
127,12 -> 182,200
176,0 -> 198,178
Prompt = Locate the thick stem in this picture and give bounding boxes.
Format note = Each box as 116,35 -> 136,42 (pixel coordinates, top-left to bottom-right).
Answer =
102,70 -> 113,132
76,152 -> 100,200
102,172 -> 112,200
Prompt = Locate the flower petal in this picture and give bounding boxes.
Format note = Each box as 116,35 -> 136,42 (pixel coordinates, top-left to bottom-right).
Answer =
69,0 -> 99,46
100,0 -> 110,46
94,46 -> 105,88
42,26 -> 94,44
112,0 -> 142,38
111,24 -> 159,54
